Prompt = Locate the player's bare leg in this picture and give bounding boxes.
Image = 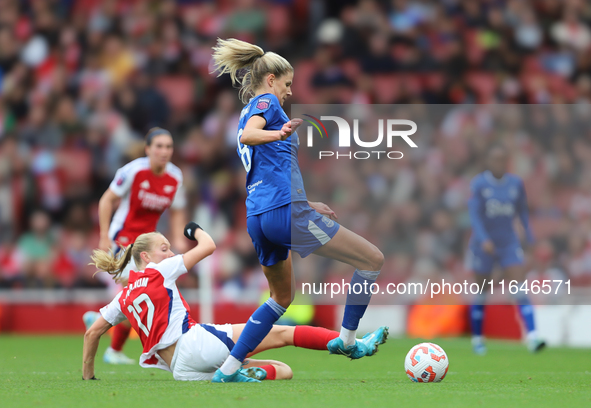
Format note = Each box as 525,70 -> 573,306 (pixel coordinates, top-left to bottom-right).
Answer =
313,225 -> 384,358
263,252 -> 295,309
241,358 -> 293,380
213,254 -> 294,383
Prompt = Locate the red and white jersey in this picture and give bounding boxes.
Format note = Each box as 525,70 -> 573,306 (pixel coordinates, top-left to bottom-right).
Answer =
100,255 -> 197,371
108,157 -> 186,246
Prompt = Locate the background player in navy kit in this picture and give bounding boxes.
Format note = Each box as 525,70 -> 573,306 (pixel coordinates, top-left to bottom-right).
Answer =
210,39 -> 387,383
467,145 -> 545,354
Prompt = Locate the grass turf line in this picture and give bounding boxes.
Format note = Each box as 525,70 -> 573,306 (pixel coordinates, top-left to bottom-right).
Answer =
0,335 -> 589,408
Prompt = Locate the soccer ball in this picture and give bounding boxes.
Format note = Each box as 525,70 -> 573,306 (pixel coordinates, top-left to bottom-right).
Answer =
404,342 -> 449,383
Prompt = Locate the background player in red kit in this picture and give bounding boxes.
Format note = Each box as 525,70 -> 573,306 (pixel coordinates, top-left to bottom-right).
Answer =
82,224 -> 388,382
83,127 -> 187,364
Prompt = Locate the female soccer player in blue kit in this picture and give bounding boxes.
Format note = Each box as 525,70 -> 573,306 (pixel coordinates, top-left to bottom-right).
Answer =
467,145 -> 545,355
211,39 -> 388,383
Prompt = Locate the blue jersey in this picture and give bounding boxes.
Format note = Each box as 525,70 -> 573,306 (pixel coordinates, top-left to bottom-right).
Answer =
236,93 -> 307,216
468,171 -> 534,249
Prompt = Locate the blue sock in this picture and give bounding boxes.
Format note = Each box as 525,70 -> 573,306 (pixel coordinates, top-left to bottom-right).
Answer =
230,298 -> 286,362
470,304 -> 485,337
513,287 -> 536,333
342,270 -> 378,331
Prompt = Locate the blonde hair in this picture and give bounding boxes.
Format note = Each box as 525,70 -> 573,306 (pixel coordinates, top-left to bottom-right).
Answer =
90,232 -> 164,282
212,38 -> 293,104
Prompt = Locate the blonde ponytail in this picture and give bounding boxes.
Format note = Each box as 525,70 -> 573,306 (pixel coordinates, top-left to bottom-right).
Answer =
212,38 -> 293,103
89,232 -> 164,282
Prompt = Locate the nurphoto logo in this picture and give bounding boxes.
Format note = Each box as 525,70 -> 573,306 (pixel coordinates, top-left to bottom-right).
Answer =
303,114 -> 418,160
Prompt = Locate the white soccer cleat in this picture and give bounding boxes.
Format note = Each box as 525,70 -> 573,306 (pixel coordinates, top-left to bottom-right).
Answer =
103,347 -> 135,365
527,338 -> 546,353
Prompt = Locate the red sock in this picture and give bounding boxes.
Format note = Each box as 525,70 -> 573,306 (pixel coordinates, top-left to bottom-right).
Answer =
293,326 -> 339,350
259,364 -> 276,380
110,324 -> 131,352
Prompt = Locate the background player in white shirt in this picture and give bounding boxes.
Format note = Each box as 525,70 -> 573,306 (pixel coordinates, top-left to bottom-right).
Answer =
83,127 -> 187,364
82,224 -> 387,382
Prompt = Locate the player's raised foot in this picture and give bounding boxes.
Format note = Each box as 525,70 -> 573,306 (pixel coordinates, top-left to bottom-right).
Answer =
471,337 -> 487,356
327,337 -> 369,359
240,367 -> 267,381
359,326 -> 389,356
211,368 -> 261,383
82,311 -> 100,331
103,347 -> 135,365
528,338 -> 546,353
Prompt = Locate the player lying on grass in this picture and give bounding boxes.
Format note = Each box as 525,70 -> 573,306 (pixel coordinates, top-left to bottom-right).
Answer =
83,127 -> 187,365
83,224 -> 388,382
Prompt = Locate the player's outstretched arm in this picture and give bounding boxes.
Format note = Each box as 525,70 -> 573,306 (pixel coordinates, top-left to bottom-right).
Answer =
169,208 -> 188,253
97,189 -> 120,251
182,222 -> 216,270
241,115 -> 282,145
241,116 -> 302,145
82,316 -> 113,380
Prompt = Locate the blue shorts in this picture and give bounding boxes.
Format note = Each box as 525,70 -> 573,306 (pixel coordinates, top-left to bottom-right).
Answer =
247,201 -> 341,267
466,243 -> 524,274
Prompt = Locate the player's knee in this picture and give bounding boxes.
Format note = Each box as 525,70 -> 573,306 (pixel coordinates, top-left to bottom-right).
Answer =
283,365 -> 293,380
366,245 -> 384,271
274,362 -> 293,380
273,293 -> 292,309
275,325 -> 293,347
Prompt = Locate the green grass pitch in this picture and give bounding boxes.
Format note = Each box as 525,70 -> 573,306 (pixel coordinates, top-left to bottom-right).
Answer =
0,335 -> 589,408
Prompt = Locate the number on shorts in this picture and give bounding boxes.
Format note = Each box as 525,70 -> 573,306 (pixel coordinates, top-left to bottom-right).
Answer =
237,128 -> 252,172
127,293 -> 155,336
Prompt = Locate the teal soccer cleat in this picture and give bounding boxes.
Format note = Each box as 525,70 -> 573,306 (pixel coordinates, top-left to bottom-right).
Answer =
212,368 -> 261,383
82,311 -> 100,330
359,326 -> 389,356
328,326 -> 389,359
240,367 -> 267,381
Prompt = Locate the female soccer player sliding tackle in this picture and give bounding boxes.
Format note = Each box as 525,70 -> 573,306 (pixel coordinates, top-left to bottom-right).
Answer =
83,127 -> 187,365
210,39 -> 388,383
82,223 -> 379,382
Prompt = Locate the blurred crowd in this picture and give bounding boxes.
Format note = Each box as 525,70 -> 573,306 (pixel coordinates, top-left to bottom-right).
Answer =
1,0 -> 591,292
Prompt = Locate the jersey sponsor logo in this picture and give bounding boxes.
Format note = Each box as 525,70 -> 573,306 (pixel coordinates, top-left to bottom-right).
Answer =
256,98 -> 271,110
138,190 -> 172,211
247,180 -> 263,194
140,180 -> 150,190
163,185 -> 175,194
485,199 -> 514,217
116,176 -> 125,186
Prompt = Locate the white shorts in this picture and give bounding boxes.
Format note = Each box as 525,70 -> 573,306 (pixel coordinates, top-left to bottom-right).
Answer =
170,324 -> 234,381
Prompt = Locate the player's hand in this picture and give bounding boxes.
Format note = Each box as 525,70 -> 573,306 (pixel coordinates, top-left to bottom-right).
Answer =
481,240 -> 495,255
98,236 -> 113,252
279,119 -> 303,141
308,201 -> 338,220
184,222 -> 202,241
